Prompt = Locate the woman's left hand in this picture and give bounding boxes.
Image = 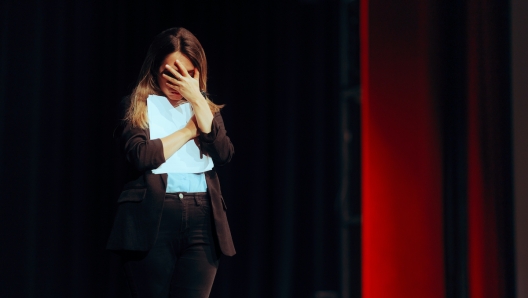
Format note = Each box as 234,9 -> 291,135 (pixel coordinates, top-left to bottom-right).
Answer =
162,60 -> 204,104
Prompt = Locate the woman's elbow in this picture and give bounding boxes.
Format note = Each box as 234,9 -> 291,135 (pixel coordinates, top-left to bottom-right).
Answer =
125,140 -> 165,172
214,148 -> 234,166
127,152 -> 163,172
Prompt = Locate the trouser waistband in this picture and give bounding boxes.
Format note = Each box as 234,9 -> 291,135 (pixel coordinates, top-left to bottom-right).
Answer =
165,192 -> 209,200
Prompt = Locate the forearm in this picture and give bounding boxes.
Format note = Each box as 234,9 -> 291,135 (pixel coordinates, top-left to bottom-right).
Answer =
160,127 -> 194,160
199,113 -> 234,165
191,97 -> 214,134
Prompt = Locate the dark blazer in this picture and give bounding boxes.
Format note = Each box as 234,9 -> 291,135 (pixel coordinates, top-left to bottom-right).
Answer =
106,110 -> 235,257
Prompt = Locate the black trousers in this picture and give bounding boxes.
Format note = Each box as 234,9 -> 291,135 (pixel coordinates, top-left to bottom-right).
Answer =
122,192 -> 219,298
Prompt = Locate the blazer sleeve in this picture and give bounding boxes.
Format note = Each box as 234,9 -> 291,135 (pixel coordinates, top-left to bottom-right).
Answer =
199,112 -> 234,166
120,121 -> 166,172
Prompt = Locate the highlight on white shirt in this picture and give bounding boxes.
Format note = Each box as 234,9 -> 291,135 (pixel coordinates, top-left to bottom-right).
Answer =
147,94 -> 214,174
147,94 -> 211,192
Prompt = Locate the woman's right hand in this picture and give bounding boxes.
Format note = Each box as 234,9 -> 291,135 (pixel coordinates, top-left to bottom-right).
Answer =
184,116 -> 199,139
160,116 -> 200,160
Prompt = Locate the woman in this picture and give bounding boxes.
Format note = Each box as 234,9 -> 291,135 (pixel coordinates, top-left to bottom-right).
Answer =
107,27 -> 235,298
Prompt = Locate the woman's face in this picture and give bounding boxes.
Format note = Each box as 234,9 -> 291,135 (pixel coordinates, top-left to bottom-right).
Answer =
157,51 -> 196,102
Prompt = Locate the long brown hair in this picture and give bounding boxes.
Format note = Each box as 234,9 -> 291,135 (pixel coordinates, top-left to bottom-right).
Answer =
125,27 -> 222,128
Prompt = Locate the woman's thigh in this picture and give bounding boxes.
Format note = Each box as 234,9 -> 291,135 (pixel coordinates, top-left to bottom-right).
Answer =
122,198 -> 183,297
122,195 -> 220,298
169,244 -> 219,298
123,248 -> 176,297
169,195 -> 220,298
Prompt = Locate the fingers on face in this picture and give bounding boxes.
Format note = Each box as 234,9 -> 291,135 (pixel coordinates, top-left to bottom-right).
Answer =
163,62 -> 199,89
162,69 -> 182,90
166,82 -> 179,90
163,74 -> 180,87
164,65 -> 180,80
174,60 -> 190,77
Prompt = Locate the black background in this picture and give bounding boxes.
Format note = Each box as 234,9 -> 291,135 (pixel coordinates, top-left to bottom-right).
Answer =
0,0 -> 356,297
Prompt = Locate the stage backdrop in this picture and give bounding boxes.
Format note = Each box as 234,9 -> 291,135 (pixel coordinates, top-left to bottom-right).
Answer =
361,0 -> 515,297
0,0 -> 348,297
512,0 -> 528,296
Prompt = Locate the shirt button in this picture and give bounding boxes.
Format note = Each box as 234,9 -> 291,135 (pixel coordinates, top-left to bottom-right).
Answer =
179,193 -> 184,199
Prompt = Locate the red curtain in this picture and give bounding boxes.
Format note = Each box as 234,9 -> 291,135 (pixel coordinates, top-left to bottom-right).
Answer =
361,0 -> 445,296
361,0 -> 513,297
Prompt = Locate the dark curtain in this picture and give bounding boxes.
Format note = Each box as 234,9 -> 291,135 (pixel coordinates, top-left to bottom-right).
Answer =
0,0 -> 348,297
437,0 -> 515,298
439,0 -> 515,297
465,0 -> 514,296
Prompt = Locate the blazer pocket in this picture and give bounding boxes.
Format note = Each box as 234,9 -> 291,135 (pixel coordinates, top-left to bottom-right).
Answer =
221,197 -> 227,211
117,188 -> 146,203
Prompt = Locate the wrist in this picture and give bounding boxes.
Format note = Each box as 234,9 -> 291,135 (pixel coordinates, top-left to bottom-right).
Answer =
181,127 -> 194,139
192,98 -> 210,114
187,91 -> 206,104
